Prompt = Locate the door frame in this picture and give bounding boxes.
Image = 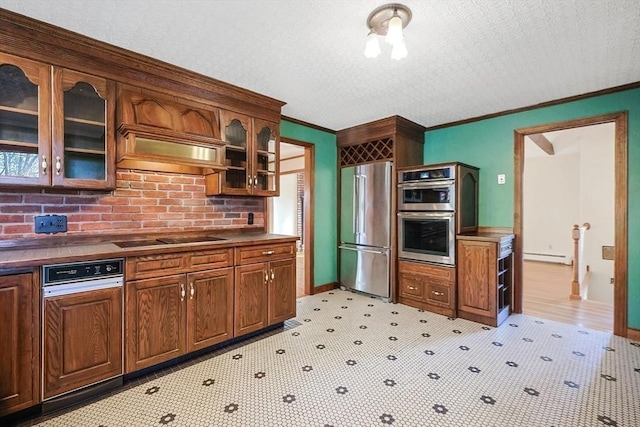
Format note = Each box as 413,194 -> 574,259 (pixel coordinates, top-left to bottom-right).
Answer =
268,138 -> 315,296
513,111 -> 628,336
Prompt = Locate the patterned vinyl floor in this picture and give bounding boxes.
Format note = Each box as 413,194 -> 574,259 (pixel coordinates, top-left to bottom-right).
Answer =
22,290 -> 640,426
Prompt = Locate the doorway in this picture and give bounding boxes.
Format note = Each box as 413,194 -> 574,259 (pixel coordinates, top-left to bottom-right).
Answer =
513,112 -> 628,336
522,124 -> 615,331
268,139 -> 314,297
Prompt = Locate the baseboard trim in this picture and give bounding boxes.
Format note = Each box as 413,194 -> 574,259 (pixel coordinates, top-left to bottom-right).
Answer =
626,327 -> 640,341
312,282 -> 338,294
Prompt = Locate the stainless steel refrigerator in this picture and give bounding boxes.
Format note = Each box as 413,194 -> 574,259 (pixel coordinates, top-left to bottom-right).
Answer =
339,161 -> 392,299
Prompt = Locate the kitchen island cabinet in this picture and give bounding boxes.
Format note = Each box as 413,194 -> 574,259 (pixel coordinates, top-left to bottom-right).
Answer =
0,270 -> 39,417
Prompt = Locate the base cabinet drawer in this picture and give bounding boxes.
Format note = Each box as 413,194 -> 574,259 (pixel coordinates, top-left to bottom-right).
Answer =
397,260 -> 456,317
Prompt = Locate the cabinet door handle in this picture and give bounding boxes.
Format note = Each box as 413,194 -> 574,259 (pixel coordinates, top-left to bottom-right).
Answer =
180,283 -> 186,301
189,282 -> 195,300
55,156 -> 61,176
253,175 -> 257,187
431,290 -> 444,296
262,250 -> 275,255
265,271 -> 269,284
248,176 -> 253,186
41,155 -> 47,174
271,270 -> 275,281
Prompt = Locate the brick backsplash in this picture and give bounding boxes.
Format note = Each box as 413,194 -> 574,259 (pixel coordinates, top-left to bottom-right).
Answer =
0,170 -> 264,240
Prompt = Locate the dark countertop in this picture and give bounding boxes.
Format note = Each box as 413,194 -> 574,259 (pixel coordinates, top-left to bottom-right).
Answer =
456,232 -> 515,243
0,232 -> 298,270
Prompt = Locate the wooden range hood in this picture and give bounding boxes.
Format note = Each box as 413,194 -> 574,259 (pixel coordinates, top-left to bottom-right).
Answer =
117,87 -> 227,175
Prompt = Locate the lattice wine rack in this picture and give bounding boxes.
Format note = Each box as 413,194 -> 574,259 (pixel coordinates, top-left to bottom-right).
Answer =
340,137 -> 394,167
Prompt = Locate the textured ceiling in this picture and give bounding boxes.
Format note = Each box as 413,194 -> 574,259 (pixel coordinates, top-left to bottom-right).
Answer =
1,0 -> 639,131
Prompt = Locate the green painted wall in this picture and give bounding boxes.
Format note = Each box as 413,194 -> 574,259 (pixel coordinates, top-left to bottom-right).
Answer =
423,88 -> 640,328
280,120 -> 337,287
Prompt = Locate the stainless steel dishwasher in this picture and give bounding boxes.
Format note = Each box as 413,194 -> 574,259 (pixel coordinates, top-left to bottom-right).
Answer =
42,258 -> 124,412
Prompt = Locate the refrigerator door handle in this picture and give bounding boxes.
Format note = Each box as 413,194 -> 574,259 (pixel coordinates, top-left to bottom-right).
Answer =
338,245 -> 387,255
353,174 -> 359,236
359,174 -> 366,238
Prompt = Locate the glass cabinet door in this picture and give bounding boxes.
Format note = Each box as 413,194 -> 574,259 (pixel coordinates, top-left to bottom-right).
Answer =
253,119 -> 279,196
0,53 -> 51,186
220,110 -> 251,195
52,68 -> 115,189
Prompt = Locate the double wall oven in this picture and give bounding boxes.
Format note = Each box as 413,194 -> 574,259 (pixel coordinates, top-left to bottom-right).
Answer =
397,163 -> 478,265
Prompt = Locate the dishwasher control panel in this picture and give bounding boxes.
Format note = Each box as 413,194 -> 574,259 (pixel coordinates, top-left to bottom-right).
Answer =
43,258 -> 124,285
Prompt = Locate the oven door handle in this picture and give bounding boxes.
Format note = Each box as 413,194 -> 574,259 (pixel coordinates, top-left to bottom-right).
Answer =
397,212 -> 455,218
42,277 -> 123,298
398,180 -> 455,189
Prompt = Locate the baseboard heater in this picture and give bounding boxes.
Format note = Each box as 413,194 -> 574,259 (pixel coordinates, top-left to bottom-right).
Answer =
524,252 -> 571,265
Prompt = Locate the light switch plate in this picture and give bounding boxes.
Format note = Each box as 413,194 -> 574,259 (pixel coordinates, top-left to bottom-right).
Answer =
497,174 -> 506,184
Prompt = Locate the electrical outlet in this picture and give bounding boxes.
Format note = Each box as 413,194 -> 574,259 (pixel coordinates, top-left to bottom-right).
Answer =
34,214 -> 68,234
248,212 -> 254,225
497,174 -> 506,184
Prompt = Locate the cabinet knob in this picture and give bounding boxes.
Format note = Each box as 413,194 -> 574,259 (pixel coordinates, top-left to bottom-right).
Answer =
55,156 -> 62,176
189,282 -> 195,300
180,283 -> 186,301
41,155 -> 48,174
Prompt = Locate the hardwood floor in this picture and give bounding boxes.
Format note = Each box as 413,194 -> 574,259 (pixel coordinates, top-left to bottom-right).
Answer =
523,261 -> 613,331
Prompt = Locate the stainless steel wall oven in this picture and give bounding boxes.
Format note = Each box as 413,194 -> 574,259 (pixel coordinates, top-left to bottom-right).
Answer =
397,163 -> 478,265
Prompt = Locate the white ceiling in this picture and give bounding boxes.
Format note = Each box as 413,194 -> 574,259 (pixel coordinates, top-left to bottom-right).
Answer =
1,0 -> 639,131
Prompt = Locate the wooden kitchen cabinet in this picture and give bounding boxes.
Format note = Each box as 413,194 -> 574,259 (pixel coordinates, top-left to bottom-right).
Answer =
187,268 -> 234,352
206,111 -> 279,196
0,271 -> 39,417
234,243 -> 296,335
43,286 -> 122,399
116,87 -> 225,175
457,234 -> 514,327
397,260 -> 456,317
125,274 -> 185,373
0,52 -> 115,189
125,248 -> 234,372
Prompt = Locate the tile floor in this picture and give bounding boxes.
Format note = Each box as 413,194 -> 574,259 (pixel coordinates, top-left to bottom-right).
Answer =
18,290 -> 640,426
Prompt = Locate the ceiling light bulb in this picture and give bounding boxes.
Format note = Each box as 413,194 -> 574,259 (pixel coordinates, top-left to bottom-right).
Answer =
385,14 -> 403,45
364,32 -> 381,58
390,39 -> 408,60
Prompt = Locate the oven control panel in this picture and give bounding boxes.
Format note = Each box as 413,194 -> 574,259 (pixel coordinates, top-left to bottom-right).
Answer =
43,258 -> 124,285
400,166 -> 454,183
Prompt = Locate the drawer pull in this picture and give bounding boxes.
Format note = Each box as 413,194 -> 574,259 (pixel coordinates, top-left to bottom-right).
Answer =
408,286 -> 417,290
432,291 -> 444,296
262,250 -> 275,255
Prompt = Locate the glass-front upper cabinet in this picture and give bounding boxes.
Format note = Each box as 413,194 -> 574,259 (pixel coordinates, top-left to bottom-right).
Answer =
0,52 -> 51,186
219,110 -> 251,195
252,118 -> 279,196
52,68 -> 115,189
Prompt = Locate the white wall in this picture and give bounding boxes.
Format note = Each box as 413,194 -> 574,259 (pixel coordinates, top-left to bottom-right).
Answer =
523,153 -> 579,262
271,173 -> 298,236
579,127 -> 615,303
